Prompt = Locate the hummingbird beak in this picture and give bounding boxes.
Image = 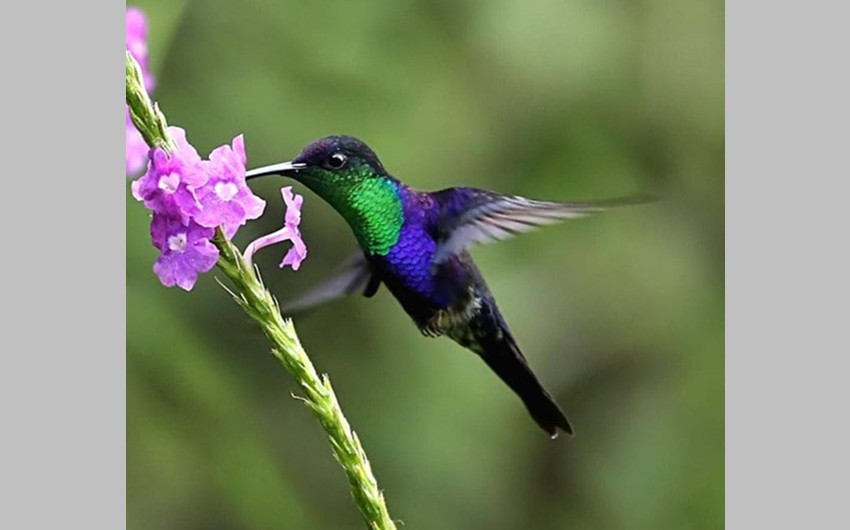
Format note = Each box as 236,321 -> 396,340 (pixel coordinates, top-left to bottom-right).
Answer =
245,161 -> 306,181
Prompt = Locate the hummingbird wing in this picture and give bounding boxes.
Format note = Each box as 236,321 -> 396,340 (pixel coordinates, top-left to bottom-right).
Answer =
432,188 -> 651,264
280,252 -> 380,314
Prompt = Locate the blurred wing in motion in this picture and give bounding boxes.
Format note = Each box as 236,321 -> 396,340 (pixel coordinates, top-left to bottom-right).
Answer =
432,188 -> 655,264
281,252 -> 380,314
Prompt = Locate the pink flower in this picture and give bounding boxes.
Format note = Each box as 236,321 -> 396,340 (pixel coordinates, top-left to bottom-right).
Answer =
131,127 -> 207,224
126,7 -> 155,175
192,135 -> 266,238
150,213 -> 219,291
126,108 -> 148,174
244,187 -> 307,271
126,7 -> 155,92
131,127 -> 276,290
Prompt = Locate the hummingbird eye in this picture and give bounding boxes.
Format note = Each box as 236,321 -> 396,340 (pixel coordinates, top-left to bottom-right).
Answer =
325,152 -> 348,169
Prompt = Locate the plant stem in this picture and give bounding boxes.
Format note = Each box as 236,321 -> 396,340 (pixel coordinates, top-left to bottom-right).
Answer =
127,52 -> 397,530
213,229 -> 396,529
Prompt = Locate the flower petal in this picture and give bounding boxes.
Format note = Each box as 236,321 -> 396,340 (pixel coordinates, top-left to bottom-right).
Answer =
192,136 -> 265,236
243,187 -> 307,270
280,237 -> 307,271
150,213 -> 218,290
243,226 -> 293,268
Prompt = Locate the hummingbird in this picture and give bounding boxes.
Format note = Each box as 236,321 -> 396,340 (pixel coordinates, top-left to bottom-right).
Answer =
246,135 -> 650,438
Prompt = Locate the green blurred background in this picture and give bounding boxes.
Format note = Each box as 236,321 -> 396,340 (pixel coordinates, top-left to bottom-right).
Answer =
126,0 -> 723,528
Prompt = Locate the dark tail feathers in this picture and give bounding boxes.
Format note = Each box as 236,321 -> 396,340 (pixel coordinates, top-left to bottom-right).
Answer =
479,332 -> 573,438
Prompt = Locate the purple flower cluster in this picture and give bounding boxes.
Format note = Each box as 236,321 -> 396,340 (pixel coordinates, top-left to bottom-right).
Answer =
133,128 -> 268,290
126,8 -> 155,175
127,8 -> 306,290
132,128 -> 307,290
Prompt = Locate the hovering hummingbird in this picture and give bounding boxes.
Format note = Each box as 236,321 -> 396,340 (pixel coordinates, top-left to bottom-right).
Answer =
246,135 -> 650,438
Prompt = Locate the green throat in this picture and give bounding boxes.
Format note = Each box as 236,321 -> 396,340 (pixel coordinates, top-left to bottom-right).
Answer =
298,166 -> 404,256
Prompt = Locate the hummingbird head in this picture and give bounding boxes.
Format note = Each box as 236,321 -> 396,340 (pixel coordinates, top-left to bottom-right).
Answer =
245,135 -> 388,185
246,136 -> 405,255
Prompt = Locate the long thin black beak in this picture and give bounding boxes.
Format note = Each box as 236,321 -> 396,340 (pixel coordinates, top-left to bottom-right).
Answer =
245,161 -> 306,181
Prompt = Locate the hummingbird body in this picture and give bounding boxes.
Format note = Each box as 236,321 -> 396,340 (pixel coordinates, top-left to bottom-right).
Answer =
246,135 -> 649,437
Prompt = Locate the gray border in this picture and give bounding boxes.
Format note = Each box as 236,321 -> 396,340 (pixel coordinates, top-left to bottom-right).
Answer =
727,1 -> 849,527
0,3 -> 125,528
8,1 -> 850,527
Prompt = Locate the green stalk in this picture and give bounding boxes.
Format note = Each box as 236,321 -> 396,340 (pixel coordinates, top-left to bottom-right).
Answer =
127,52 -> 397,530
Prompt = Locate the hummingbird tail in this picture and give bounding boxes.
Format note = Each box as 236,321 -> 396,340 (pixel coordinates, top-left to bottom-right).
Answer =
477,331 -> 574,438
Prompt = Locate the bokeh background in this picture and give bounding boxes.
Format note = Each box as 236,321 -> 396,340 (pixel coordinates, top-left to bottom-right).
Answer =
126,1 -> 723,528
